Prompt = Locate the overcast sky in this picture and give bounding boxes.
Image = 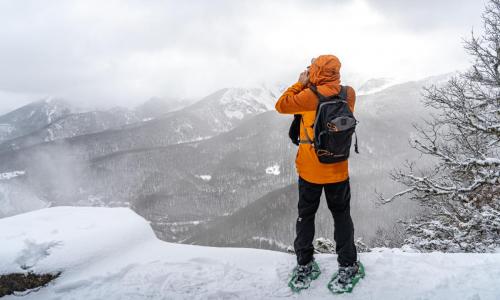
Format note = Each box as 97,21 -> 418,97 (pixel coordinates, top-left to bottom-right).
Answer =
0,0 -> 486,114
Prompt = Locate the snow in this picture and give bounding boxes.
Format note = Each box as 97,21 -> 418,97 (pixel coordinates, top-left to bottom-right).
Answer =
46,105 -> 57,124
219,87 -> 276,111
1,207 -> 500,300
357,78 -> 399,96
219,87 -> 277,120
266,164 -> 280,175
174,135 -> 212,144
0,170 -> 26,180
174,122 -> 194,134
365,144 -> 374,154
224,108 -> 245,120
45,128 -> 54,142
163,220 -> 205,226
197,174 -> 212,181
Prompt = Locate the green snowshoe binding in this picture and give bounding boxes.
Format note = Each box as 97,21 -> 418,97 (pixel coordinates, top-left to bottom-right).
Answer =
288,259 -> 321,293
327,261 -> 365,294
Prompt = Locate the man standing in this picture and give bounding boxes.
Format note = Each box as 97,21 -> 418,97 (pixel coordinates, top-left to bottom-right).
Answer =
275,55 -> 363,293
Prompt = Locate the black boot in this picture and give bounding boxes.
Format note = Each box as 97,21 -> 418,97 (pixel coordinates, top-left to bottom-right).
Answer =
288,259 -> 321,292
327,261 -> 365,294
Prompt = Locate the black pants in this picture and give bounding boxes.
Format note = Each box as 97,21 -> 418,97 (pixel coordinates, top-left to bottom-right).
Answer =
294,176 -> 357,266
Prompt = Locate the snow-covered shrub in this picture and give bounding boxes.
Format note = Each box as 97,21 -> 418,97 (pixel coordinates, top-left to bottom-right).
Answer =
311,237 -> 371,254
313,237 -> 336,254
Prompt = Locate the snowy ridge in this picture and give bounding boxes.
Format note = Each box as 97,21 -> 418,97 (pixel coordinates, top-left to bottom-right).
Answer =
220,87 -> 279,110
40,98 -> 74,124
0,85 -> 281,149
184,85 -> 283,133
357,78 -> 399,96
0,96 -> 191,148
220,88 -> 272,120
218,85 -> 283,120
0,98 -> 74,144
1,207 -> 499,300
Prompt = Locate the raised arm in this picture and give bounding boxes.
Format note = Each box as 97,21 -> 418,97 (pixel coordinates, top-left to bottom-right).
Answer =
275,82 -> 318,114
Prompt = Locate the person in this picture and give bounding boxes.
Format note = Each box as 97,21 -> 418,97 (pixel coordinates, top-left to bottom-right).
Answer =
275,54 -> 360,291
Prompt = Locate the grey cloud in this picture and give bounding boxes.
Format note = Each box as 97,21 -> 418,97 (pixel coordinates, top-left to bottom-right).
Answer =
0,0 -> 251,106
0,0 -> 489,112
365,0 -> 485,31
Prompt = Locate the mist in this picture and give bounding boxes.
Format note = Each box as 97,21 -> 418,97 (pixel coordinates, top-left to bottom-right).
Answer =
0,0 -> 484,114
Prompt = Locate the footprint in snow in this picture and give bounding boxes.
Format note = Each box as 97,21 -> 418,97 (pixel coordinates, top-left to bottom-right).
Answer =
15,239 -> 62,270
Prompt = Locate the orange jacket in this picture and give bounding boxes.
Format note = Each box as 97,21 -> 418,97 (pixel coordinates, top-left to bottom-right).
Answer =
275,55 -> 356,184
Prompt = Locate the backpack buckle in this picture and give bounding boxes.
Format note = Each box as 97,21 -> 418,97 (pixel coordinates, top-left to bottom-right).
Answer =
327,122 -> 339,132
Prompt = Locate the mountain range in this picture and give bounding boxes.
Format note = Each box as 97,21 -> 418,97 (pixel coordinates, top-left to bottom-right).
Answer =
0,75 -> 450,250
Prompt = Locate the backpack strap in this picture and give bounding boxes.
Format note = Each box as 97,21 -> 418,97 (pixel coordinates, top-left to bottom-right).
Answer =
309,85 -> 327,102
338,85 -> 348,101
354,131 -> 359,153
310,85 -> 347,102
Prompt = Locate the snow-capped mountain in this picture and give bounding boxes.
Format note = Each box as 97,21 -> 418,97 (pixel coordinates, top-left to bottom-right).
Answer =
357,77 -> 398,95
186,86 -> 281,132
0,107 -> 141,151
0,86 -> 282,160
0,96 -> 202,152
0,98 -> 74,143
1,207 -> 498,299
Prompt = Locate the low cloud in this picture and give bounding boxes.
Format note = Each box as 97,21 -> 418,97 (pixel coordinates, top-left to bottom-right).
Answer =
0,0 -> 486,113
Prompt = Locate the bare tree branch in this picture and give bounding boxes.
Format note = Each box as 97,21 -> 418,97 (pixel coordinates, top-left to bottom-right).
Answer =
380,0 -> 500,253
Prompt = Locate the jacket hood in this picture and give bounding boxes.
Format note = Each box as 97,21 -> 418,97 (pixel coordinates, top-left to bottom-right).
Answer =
309,55 -> 341,86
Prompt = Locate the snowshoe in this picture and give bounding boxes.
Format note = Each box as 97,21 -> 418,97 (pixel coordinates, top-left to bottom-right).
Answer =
288,259 -> 321,293
327,261 -> 365,294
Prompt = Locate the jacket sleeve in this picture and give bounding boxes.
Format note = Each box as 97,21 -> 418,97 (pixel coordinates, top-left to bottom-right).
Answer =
275,82 -> 318,114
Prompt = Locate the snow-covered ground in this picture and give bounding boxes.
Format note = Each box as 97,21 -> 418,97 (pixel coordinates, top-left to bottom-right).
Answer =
1,207 -> 499,300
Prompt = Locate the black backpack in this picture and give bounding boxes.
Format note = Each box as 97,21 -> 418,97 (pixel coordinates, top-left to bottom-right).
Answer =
288,85 -> 359,163
288,114 -> 302,146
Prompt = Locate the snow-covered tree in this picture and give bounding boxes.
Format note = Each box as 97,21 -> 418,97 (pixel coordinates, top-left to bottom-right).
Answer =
370,225 -> 406,248
382,0 -> 500,252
